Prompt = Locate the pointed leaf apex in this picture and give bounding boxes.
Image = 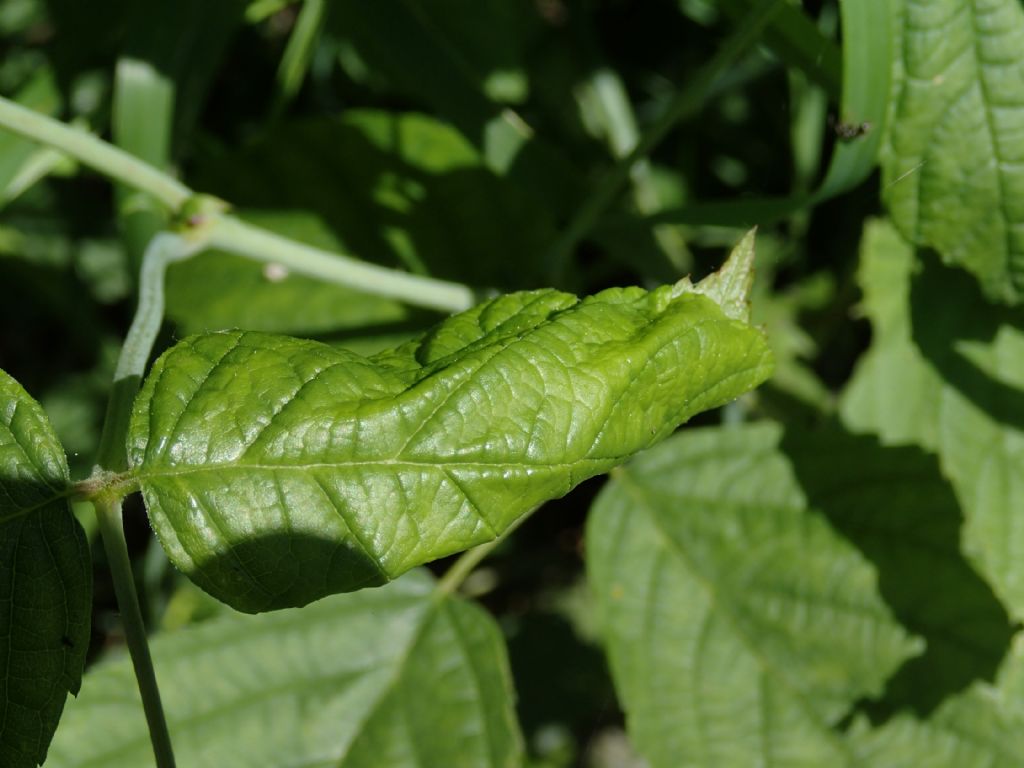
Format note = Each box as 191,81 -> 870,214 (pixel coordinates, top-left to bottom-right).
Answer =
674,228 -> 757,321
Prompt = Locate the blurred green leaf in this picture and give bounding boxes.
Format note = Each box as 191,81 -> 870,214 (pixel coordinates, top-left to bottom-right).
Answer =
46,570 -> 524,768
192,110 -> 559,289
113,0 -> 246,269
0,369 -> 91,768
0,68 -> 64,207
842,218 -> 1024,620
778,426 -> 1014,718
326,0 -> 541,134
719,0 -> 842,97
165,210 -> 410,337
653,0 -> 893,227
587,422 -> 921,768
882,0 -> 1024,304
846,633 -> 1024,767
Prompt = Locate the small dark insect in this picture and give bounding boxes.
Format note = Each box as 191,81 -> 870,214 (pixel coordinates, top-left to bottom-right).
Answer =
829,115 -> 872,141
60,634 -> 74,649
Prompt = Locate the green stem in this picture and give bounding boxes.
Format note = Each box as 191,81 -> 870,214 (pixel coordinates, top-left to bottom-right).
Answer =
0,95 -> 479,314
206,215 -> 477,313
546,0 -> 784,279
95,232 -> 199,472
93,496 -> 177,768
89,233 -> 195,767
0,96 -> 190,210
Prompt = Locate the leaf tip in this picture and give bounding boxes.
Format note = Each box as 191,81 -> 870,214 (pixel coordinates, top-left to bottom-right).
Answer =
675,228 -> 757,322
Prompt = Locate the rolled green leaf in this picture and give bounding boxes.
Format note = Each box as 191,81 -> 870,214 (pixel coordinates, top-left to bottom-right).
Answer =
129,240 -> 772,612
0,369 -> 91,768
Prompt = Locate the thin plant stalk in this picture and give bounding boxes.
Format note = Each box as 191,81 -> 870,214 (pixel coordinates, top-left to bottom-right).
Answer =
89,233 -> 196,766
93,496 -> 177,768
0,95 -> 478,314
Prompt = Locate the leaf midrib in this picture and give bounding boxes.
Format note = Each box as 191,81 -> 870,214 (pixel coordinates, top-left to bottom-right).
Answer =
133,456 -> 621,482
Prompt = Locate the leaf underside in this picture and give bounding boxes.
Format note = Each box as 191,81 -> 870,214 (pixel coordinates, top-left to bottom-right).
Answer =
842,218 -> 1024,621
0,370 -> 91,768
129,273 -> 772,612
587,423 -> 921,768
846,633 -> 1024,767
46,570 -> 523,768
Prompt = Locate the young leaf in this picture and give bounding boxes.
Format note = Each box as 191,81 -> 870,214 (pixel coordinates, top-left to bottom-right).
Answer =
587,423 -> 922,768
128,249 -> 772,612
45,570 -> 523,768
842,219 -> 1024,620
883,0 -> 1024,303
0,369 -> 91,768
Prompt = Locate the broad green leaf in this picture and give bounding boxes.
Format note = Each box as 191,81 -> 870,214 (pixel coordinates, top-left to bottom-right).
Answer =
778,426 -> 1013,717
883,0 -> 1024,303
128,251 -> 772,612
0,369 -> 91,768
841,218 -> 1024,619
165,210 -> 410,337
586,423 -> 922,768
46,570 -> 524,768
846,633 -> 1024,767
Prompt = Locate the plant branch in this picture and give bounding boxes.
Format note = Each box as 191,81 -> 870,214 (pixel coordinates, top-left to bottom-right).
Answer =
0,96 -> 190,210
93,496 -> 177,768
205,215 -> 477,313
546,0 -> 785,279
95,232 -> 200,473
0,95 -> 479,314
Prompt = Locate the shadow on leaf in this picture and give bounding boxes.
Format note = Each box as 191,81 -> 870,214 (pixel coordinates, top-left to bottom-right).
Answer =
910,250 -> 1024,431
781,425 -> 1016,718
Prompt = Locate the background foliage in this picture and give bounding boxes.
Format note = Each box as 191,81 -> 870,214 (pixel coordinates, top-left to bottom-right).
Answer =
2,0 -> 1024,765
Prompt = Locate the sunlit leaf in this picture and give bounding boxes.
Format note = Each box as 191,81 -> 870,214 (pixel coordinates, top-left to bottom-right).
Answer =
883,0 -> 1024,303
128,246 -> 772,612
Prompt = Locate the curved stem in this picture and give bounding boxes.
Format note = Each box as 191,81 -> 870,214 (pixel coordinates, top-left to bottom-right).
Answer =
0,97 -> 190,210
95,232 -> 199,472
546,0 -> 784,279
0,96 -> 480,313
206,215 -> 477,313
94,496 -> 177,768
89,233 -> 195,767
